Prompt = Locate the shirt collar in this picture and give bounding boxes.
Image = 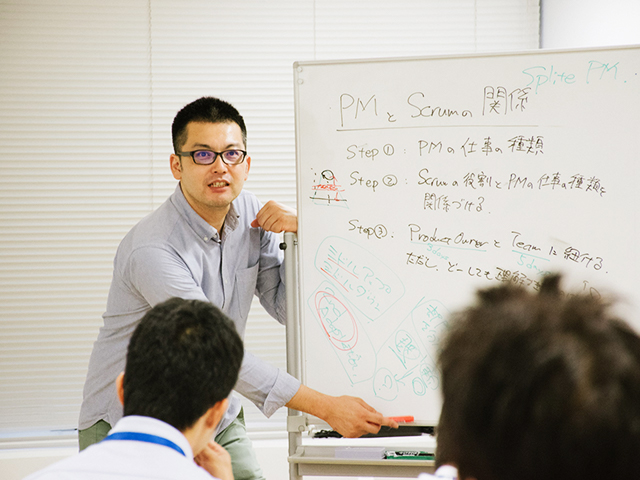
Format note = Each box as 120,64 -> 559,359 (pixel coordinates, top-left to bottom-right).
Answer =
110,415 -> 194,460
170,183 -> 240,244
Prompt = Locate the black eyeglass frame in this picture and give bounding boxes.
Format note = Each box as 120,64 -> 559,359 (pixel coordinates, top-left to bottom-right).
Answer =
176,149 -> 248,166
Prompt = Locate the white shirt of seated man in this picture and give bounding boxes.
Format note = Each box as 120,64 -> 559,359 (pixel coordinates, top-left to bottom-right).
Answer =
418,464 -> 459,480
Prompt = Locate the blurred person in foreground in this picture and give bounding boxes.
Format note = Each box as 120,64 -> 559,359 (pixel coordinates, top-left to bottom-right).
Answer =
421,274 -> 640,480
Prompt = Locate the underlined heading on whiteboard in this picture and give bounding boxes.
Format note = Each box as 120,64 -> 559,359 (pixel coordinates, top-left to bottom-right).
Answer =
337,124 -> 541,132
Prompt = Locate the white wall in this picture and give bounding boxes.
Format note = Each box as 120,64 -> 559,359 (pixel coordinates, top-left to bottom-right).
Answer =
541,0 -> 640,48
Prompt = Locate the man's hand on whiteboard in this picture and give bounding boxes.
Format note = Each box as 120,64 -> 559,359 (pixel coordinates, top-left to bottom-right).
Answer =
250,200 -> 297,233
286,385 -> 399,437
322,395 -> 400,437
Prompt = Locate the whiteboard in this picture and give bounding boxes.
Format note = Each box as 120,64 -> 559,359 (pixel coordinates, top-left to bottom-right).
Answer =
293,46 -> 640,426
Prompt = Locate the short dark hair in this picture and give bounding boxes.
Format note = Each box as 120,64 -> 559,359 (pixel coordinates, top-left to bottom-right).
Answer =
122,298 -> 244,431
171,96 -> 247,152
436,275 -> 640,480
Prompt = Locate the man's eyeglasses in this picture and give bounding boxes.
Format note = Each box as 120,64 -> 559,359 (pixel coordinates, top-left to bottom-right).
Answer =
177,149 -> 247,166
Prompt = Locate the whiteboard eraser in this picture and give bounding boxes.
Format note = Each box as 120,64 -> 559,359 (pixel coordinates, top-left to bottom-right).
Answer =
335,446 -> 386,459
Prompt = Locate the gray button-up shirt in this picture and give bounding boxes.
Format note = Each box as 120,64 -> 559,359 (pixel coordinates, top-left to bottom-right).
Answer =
79,184 -> 300,433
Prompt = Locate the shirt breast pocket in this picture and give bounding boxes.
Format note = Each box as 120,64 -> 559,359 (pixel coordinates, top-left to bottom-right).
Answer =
234,262 -> 259,323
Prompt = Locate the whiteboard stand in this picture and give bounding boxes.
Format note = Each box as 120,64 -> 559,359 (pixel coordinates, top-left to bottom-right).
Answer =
284,232 -> 436,478
284,231 -> 304,480
289,444 -> 434,478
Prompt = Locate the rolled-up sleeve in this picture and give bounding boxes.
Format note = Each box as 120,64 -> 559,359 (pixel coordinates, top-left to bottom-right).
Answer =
234,350 -> 301,417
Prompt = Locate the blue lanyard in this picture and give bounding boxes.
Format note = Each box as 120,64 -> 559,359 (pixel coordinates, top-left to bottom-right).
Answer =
102,431 -> 186,457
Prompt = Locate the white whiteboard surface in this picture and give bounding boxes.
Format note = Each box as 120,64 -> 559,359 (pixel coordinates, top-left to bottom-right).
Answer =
293,46 -> 640,426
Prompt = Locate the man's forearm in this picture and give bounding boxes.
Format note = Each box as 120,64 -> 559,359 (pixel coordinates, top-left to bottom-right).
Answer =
285,385 -> 398,437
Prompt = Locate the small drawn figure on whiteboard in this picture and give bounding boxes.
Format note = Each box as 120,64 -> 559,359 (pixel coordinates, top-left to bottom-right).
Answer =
310,169 -> 348,207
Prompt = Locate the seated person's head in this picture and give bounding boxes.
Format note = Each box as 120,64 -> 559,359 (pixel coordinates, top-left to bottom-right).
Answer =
118,298 -> 243,441
436,275 -> 640,480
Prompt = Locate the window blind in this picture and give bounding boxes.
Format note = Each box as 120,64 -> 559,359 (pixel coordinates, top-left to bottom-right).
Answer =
0,0 -> 153,441
0,0 -> 539,445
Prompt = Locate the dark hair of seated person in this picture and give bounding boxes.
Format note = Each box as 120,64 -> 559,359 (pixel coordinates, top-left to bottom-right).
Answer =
122,297 -> 244,432
436,274 -> 640,480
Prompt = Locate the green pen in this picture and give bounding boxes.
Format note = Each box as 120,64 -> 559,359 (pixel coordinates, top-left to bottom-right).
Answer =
384,450 -> 435,460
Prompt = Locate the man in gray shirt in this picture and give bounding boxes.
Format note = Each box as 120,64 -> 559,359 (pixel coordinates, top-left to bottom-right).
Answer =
79,96 -> 397,480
